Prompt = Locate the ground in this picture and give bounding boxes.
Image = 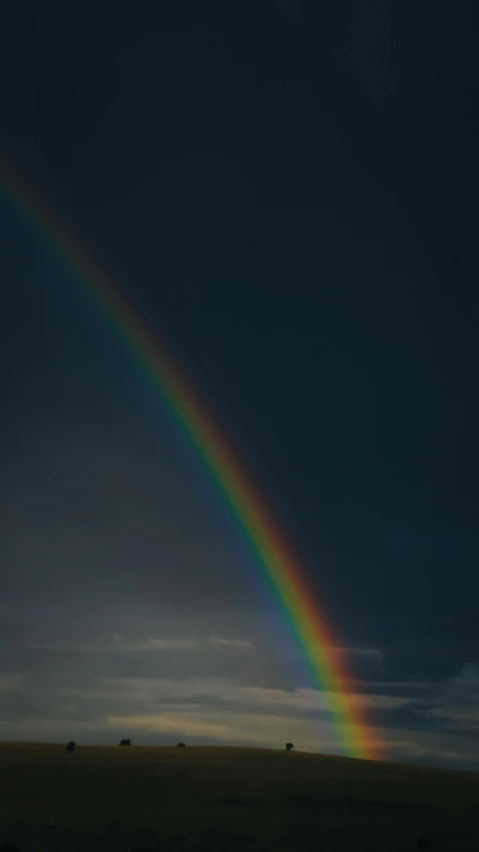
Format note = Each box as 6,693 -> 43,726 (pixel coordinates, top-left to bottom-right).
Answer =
0,743 -> 477,850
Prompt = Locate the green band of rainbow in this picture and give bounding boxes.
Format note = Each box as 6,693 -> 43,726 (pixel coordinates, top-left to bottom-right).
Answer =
1,165 -> 379,761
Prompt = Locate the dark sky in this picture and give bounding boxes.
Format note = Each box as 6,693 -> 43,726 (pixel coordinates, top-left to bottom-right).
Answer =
1,1 -> 479,768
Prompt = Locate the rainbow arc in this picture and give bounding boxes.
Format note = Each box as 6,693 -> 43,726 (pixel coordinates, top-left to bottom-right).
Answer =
1,165 -> 379,761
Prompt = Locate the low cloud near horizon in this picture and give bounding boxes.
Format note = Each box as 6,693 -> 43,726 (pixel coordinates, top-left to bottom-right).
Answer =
1,601 -> 479,772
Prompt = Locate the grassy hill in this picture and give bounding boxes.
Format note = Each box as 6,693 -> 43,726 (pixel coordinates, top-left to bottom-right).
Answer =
0,742 -> 477,851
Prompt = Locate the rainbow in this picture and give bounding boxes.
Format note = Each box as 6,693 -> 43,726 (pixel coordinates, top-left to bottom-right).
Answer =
1,164 -> 379,761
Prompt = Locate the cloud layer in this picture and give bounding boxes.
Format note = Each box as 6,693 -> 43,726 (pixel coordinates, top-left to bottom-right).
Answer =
1,602 -> 479,771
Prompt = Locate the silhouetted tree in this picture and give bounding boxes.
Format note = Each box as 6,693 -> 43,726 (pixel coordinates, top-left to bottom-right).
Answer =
119,738 -> 132,746
177,742 -> 186,747
285,742 -> 294,751
66,741 -> 75,752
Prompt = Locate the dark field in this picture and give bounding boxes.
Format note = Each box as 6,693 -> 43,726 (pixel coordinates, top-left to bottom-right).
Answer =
0,743 -> 477,851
